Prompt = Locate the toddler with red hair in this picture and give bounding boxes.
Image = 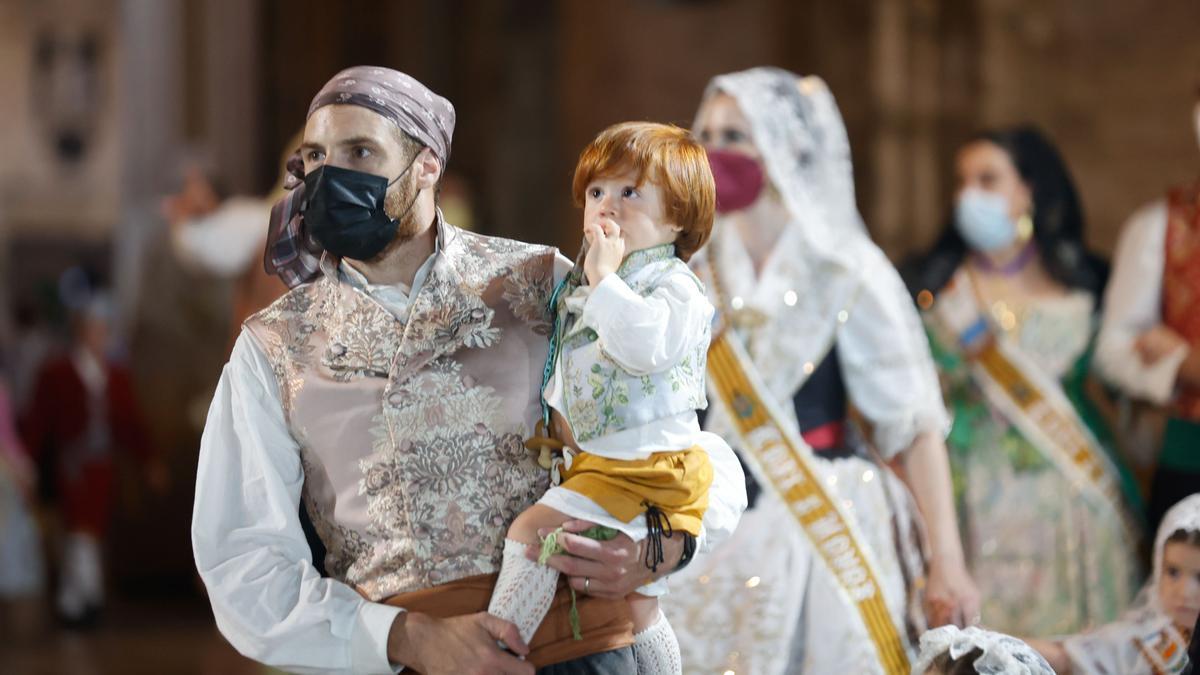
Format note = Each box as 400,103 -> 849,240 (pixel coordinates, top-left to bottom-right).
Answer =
487,121 -> 743,675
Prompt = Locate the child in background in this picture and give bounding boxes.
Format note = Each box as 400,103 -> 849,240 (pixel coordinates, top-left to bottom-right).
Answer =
21,292 -> 166,626
1029,493 -> 1200,674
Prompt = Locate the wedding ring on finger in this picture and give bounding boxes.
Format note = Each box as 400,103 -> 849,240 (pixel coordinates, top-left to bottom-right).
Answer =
584,577 -> 591,595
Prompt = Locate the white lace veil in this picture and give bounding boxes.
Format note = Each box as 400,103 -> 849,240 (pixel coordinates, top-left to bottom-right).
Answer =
696,66 -> 871,272
693,67 -> 948,453
912,625 -> 1056,675
692,67 -> 873,402
1139,493 -> 1200,617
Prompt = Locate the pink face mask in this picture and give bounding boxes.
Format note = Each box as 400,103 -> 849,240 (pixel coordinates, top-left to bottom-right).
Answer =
707,148 -> 765,213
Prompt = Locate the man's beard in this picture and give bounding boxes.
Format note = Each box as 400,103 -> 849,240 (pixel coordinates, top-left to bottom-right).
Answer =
367,170 -> 424,264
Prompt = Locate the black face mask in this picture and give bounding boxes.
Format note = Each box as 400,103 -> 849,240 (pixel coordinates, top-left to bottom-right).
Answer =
302,161 -> 417,261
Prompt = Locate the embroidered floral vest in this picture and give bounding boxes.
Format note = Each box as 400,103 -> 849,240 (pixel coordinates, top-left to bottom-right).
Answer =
244,224 -> 560,600
549,245 -> 709,443
1164,180 -> 1200,420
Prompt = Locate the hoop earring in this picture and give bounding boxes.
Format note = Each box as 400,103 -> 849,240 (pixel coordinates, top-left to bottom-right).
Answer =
1016,212 -> 1034,242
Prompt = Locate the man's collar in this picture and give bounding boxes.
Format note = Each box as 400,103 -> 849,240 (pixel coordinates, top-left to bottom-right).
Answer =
616,243 -> 676,278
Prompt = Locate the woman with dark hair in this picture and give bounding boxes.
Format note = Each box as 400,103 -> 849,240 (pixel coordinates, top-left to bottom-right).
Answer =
905,126 -> 1141,637
906,127 -> 1108,299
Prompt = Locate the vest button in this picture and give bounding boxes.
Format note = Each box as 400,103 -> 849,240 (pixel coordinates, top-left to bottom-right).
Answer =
330,343 -> 347,357
428,570 -> 443,582
387,391 -> 404,407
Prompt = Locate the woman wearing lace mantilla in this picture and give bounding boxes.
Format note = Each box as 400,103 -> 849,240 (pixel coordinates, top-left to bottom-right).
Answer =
663,67 -> 978,675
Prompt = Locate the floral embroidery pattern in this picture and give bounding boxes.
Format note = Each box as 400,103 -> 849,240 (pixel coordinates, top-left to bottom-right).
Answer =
250,223 -> 558,599
556,254 -> 710,442
667,351 -> 708,409
566,358 -> 631,442
454,230 -> 553,294
299,451 -> 373,582
323,290 -> 403,380
359,357 -> 546,596
926,317 -> 1138,636
639,375 -> 656,396
247,283 -> 323,418
385,359 -> 505,443
502,255 -> 554,335
402,282 -> 495,360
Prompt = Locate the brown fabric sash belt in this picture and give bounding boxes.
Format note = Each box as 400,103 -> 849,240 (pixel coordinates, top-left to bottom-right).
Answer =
378,572 -> 634,669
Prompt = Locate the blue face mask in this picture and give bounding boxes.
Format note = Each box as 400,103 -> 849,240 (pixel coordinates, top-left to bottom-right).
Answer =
955,188 -> 1017,252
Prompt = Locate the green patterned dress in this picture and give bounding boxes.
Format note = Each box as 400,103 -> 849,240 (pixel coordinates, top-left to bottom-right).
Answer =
927,290 -> 1143,636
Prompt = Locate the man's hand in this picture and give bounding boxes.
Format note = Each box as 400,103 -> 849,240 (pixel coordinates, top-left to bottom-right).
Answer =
528,519 -> 684,599
583,219 -> 625,286
387,611 -> 534,675
924,556 -> 982,628
1134,324 -> 1188,366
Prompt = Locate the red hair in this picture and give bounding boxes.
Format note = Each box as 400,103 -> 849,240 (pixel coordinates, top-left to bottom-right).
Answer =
572,122 -> 715,261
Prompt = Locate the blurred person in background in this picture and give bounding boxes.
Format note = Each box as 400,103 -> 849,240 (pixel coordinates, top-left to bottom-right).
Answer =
6,300 -> 59,412
162,147 -> 294,435
1094,86 -> 1200,535
162,138 -> 297,351
0,363 -> 45,639
21,287 -> 167,627
1027,493 -> 1199,674
904,126 -> 1141,637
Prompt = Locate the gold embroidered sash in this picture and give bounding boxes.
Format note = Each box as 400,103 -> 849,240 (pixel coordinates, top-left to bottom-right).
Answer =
931,276 -> 1137,540
977,341 -> 1119,492
1132,624 -> 1191,675
707,331 -> 910,675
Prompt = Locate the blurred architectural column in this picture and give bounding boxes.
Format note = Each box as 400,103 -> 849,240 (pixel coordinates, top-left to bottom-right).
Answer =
866,0 -> 909,257
0,1 -> 18,342
201,0 -> 261,194
114,0 -> 261,326
113,0 -> 184,329
118,0 -> 183,208
486,1 -> 559,247
867,0 -> 974,260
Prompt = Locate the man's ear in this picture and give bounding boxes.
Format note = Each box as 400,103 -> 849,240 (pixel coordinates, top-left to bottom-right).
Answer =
414,148 -> 442,190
